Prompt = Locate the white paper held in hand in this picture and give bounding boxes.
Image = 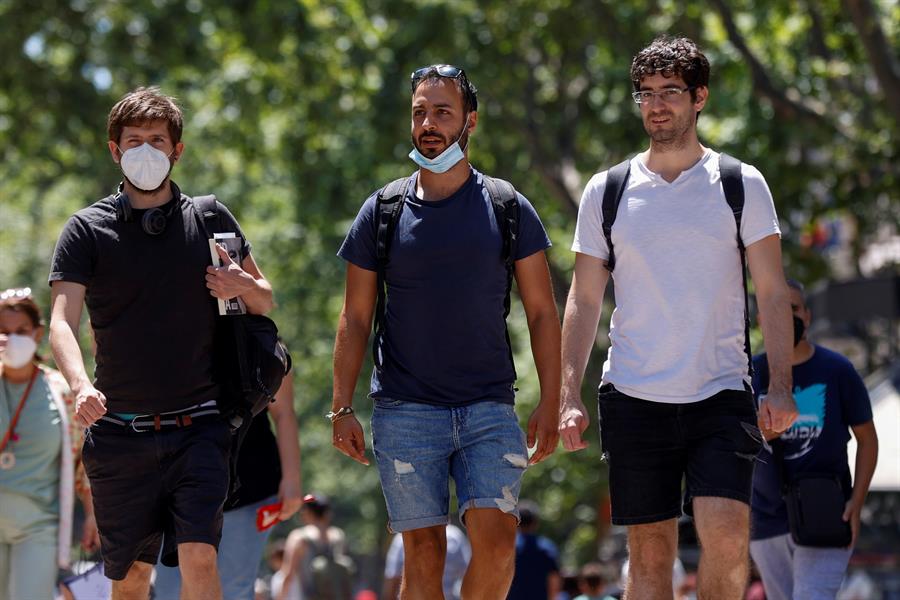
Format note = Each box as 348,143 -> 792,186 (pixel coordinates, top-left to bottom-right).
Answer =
208,232 -> 247,316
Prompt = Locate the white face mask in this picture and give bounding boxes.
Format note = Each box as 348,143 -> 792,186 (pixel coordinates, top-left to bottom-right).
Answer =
1,334 -> 37,369
119,143 -> 173,192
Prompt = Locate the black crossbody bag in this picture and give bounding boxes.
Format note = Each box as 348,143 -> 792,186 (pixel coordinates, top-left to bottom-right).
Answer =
773,441 -> 852,547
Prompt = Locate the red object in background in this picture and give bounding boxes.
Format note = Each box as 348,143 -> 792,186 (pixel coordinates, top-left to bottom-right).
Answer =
303,494 -> 317,504
256,502 -> 283,532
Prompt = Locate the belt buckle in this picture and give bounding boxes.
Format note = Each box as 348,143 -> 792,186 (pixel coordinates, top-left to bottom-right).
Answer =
130,414 -> 152,433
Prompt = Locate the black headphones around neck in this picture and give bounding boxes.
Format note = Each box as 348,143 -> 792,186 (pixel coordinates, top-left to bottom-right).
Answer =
114,182 -> 181,236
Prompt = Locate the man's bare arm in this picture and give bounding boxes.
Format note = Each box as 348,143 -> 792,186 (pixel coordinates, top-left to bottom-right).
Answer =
331,264 -> 377,465
515,251 -> 562,465
559,253 -> 610,451
747,235 -> 797,432
50,281 -> 107,426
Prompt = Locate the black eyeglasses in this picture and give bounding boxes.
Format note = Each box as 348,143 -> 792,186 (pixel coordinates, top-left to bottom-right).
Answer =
410,64 -> 466,92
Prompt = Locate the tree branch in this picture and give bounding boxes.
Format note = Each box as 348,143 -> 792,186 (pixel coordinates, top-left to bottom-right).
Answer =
710,0 -> 852,139
842,0 -> 900,126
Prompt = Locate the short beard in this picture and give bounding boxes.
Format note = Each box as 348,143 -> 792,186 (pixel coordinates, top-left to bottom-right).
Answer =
644,112 -> 695,152
412,120 -> 469,159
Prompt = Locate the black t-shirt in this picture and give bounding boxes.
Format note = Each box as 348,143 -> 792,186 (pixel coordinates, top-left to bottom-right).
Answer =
228,410 -> 282,509
48,182 -> 251,413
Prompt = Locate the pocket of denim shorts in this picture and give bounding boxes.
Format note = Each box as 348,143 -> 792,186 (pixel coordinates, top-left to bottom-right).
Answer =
373,397 -> 405,409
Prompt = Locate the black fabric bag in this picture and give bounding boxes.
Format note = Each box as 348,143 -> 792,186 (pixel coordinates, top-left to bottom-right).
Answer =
773,440 -> 852,547
212,312 -> 291,430
783,473 -> 852,547
193,195 -> 292,430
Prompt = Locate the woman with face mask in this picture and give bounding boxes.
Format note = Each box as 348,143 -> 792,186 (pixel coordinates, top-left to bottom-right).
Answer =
0,288 -> 98,599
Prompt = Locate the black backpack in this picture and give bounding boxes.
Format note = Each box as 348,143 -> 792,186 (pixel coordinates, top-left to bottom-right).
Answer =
372,174 -> 520,374
193,195 -> 292,431
600,153 -> 753,375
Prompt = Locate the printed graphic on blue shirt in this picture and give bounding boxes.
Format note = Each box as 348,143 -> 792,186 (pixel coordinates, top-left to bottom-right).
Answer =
782,383 -> 827,460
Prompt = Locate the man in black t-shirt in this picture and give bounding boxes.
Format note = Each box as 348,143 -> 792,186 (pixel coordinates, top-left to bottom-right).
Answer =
48,87 -> 273,599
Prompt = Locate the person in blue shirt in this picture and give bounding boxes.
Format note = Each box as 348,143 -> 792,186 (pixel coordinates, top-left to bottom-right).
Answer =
750,279 -> 879,600
331,65 -> 561,598
507,501 -> 561,600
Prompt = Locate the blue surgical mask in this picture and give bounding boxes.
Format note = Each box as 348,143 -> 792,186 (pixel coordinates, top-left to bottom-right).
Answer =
408,116 -> 469,174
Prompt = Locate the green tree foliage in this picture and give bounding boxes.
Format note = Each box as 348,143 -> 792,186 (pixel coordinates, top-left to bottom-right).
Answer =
2,0 -> 897,574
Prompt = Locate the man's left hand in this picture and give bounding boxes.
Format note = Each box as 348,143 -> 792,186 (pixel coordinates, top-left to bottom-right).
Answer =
526,399 -> 560,466
758,388 -> 798,433
278,478 -> 304,521
842,498 -> 862,549
206,244 -> 256,299
81,513 -> 100,552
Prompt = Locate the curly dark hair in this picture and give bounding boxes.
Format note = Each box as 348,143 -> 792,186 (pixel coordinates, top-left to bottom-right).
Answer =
630,36 -> 710,101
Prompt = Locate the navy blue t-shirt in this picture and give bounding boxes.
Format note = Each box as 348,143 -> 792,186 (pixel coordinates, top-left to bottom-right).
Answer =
750,345 -> 873,540
338,168 -> 551,406
507,533 -> 560,600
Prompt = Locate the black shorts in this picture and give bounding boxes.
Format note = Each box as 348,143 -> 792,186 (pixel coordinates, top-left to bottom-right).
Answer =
598,384 -> 762,526
82,418 -> 231,580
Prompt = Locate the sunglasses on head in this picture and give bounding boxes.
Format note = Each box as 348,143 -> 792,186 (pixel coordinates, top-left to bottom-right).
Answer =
410,64 -> 466,92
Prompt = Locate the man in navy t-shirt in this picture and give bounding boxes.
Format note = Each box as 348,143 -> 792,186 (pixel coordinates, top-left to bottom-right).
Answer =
507,501 -> 561,600
331,65 -> 561,598
750,279 -> 879,600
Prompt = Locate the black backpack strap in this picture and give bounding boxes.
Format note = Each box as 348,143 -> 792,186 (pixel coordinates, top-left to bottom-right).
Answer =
192,194 -> 220,238
483,175 -> 520,380
601,159 -> 631,272
372,176 -> 413,370
719,153 -> 753,379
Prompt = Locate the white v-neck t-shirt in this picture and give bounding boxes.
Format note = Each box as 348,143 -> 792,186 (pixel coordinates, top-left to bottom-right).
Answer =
572,149 -> 780,403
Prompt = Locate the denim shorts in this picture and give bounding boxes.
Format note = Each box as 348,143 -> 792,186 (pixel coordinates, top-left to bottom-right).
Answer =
598,384 -> 762,526
371,398 -> 528,533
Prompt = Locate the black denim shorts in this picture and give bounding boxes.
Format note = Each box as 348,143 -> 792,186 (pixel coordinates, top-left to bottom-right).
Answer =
598,384 -> 762,526
82,418 -> 231,580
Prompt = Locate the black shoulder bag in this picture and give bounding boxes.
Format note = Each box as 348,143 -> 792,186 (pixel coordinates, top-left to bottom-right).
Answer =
773,440 -> 852,547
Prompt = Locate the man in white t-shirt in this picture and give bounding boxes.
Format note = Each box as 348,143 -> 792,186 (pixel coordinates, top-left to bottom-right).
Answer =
559,36 -> 798,599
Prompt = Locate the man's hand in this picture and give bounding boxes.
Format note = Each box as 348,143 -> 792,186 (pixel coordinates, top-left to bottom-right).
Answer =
758,389 -> 798,433
278,477 -> 304,521
559,396 -> 589,451
526,399 -> 560,465
842,498 -> 862,549
205,244 -> 257,300
80,513 -> 100,552
332,416 -> 370,466
74,385 -> 107,427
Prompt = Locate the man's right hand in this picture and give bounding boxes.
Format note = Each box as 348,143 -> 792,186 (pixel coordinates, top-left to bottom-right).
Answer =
74,385 -> 107,427
559,395 -> 590,451
332,415 -> 370,466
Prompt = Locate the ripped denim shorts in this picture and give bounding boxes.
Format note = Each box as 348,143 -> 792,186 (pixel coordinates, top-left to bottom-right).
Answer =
371,398 -> 528,533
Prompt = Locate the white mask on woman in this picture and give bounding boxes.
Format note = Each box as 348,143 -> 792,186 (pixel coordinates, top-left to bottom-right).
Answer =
0,334 -> 37,369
